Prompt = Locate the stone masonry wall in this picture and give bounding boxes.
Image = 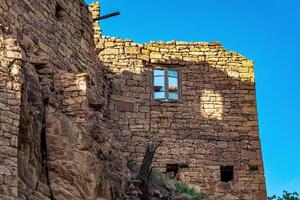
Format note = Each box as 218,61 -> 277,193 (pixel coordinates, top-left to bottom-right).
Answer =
0,25 -> 22,200
92,3 -> 267,197
54,71 -> 89,125
0,0 -> 267,199
97,37 -> 267,200
0,1 -> 123,199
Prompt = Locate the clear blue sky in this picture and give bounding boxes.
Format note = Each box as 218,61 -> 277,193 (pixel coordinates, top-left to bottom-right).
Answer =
86,0 -> 300,196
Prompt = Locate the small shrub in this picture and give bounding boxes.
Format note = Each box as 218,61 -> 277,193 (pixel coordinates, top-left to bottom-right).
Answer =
175,183 -> 202,200
149,170 -> 166,187
100,174 -> 108,181
127,160 -> 139,172
268,191 -> 300,200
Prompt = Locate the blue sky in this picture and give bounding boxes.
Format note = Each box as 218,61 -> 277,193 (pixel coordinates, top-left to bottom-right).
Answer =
86,0 -> 300,196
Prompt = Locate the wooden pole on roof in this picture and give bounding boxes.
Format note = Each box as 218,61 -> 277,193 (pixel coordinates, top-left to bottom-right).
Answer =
93,11 -> 120,21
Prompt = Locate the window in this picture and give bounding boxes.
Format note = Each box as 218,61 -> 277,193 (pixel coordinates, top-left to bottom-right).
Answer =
220,166 -> 234,182
153,68 -> 180,101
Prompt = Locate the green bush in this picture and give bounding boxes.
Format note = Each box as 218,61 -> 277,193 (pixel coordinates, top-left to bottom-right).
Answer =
149,170 -> 166,187
268,191 -> 300,200
127,160 -> 139,172
175,183 -> 215,200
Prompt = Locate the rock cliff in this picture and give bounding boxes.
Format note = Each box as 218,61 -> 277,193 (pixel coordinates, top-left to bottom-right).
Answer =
0,0 -> 129,199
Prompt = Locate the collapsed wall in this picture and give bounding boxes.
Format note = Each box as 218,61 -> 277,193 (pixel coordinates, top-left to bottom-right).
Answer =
0,0 -> 128,199
90,2 -> 267,200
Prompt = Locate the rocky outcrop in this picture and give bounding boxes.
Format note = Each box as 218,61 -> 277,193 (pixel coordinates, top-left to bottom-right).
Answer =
0,0 -> 130,199
17,63 -> 51,200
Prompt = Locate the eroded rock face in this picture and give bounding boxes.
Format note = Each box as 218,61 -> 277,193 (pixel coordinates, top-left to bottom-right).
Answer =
46,112 -> 102,200
15,62 -> 130,200
17,67 -> 130,199
87,117 -> 131,200
1,0 -> 130,199
18,64 -> 51,200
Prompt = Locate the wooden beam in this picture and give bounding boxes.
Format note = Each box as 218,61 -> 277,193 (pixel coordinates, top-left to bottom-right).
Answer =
93,12 -> 120,21
137,143 -> 161,200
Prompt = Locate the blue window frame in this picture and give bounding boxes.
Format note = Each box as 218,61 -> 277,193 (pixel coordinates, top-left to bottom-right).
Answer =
153,68 -> 180,102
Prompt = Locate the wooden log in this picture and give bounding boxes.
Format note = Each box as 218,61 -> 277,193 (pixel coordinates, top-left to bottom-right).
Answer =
137,143 -> 161,200
93,12 -> 120,21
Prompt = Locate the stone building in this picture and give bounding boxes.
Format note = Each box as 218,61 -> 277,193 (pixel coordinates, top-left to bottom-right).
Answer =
0,0 -> 266,199
90,2 -> 267,200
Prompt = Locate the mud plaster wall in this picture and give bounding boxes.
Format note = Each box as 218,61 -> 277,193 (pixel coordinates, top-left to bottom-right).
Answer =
92,2 -> 267,198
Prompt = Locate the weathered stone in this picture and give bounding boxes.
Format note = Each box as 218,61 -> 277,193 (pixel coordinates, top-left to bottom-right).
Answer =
116,101 -> 134,112
0,1 -> 266,200
0,165 -> 12,175
125,47 -> 140,54
150,52 -> 162,59
95,3 -> 266,198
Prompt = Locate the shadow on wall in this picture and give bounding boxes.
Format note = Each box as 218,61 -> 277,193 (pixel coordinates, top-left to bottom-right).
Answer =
97,54 -> 265,198
100,58 -> 258,142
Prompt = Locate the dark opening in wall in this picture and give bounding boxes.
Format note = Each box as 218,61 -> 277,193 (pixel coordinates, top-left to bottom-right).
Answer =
220,166 -> 234,182
166,163 -> 188,179
249,165 -> 259,171
55,3 -> 65,20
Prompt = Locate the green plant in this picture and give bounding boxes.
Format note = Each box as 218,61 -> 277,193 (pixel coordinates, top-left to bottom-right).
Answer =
149,170 -> 166,187
268,191 -> 300,200
100,174 -> 108,181
175,183 -> 203,200
127,160 -> 139,172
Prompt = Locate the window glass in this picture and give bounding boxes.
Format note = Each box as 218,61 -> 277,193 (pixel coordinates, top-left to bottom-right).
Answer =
168,70 -> 178,78
169,93 -> 179,100
153,68 -> 180,101
154,69 -> 164,76
168,77 -> 178,93
154,76 -> 165,92
154,92 -> 165,99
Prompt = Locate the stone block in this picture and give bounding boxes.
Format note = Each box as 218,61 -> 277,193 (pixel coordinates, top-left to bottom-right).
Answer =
0,165 -> 12,175
100,48 -> 119,55
125,47 -> 140,54
150,52 -> 162,59
116,101 -> 133,112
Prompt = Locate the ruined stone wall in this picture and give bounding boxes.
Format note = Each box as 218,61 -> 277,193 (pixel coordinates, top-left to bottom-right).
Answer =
54,71 -> 89,124
0,25 -> 22,200
0,0 -> 268,199
96,35 -> 267,199
0,1 -> 129,200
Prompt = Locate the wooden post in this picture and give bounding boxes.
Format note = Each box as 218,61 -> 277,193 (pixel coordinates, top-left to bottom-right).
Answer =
93,12 -> 120,21
137,143 -> 161,200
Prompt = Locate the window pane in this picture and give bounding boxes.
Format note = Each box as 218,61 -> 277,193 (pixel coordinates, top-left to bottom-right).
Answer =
153,68 -> 180,101
154,76 -> 164,86
154,69 -> 164,76
168,93 -> 179,100
168,70 -> 178,77
154,92 -> 165,99
168,77 -> 178,92
154,76 -> 165,92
